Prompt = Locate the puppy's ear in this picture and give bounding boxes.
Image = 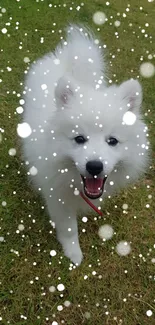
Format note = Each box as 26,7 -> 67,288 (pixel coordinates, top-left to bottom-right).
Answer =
119,79 -> 142,114
55,76 -> 75,109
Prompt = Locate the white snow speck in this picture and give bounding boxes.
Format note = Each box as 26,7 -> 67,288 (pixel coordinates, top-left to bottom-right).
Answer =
94,39 -> 99,44
0,236 -> 4,242
19,99 -> 25,105
57,284 -> 65,291
50,250 -> 57,257
20,315 -> 27,320
17,122 -> 32,138
2,201 -> 7,207
1,8 -> 7,13
1,28 -> 7,34
122,204 -> 128,210
18,224 -> 25,231
74,189 -> 80,196
64,300 -> 71,307
114,20 -> 121,27
93,11 -> 106,25
41,84 -> 47,90
82,216 -> 88,223
123,111 -> 136,125
49,286 -> 56,292
116,241 -> 131,256
51,322 -> 58,325
57,305 -> 63,311
84,312 -> 91,319
53,58 -> 60,65
146,310 -> 153,317
29,166 -> 38,176
98,224 -> 114,240
8,148 -> 16,156
140,62 -> 155,78
24,57 -> 30,63
16,106 -> 24,114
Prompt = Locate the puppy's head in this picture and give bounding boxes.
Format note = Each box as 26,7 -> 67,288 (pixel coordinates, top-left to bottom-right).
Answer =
54,75 -> 148,199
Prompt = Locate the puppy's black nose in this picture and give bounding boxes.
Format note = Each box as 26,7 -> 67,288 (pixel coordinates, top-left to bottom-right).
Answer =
86,160 -> 103,176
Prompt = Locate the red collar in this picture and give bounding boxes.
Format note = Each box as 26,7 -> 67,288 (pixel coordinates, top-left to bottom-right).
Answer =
80,191 -> 103,216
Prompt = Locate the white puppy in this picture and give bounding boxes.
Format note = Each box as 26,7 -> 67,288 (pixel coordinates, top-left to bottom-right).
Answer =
23,25 -> 149,265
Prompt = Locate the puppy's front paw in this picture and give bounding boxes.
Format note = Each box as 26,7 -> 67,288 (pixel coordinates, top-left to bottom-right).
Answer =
64,243 -> 83,266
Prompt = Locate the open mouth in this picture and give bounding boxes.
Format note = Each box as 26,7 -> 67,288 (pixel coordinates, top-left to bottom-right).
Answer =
81,175 -> 107,200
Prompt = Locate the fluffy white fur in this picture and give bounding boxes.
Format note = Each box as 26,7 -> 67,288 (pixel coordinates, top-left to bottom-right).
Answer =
23,25 -> 149,265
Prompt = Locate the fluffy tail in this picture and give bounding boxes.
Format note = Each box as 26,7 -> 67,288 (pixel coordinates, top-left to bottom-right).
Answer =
55,24 -> 106,87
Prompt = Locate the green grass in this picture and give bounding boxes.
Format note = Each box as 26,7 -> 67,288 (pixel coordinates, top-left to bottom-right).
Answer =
1,0 -> 155,324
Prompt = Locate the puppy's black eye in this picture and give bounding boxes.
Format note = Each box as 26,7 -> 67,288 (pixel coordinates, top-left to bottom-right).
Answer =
74,135 -> 87,144
107,137 -> 118,146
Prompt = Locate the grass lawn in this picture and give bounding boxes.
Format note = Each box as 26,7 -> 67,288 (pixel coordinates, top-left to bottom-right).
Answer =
1,0 -> 155,324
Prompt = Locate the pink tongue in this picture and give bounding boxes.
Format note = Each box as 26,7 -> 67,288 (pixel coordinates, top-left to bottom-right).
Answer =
85,178 -> 103,194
